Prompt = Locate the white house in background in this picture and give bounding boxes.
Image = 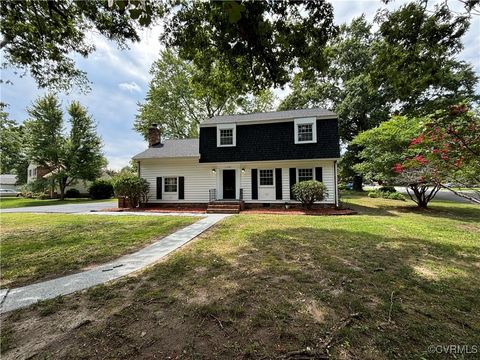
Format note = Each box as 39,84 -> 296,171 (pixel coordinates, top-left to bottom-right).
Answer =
132,108 -> 341,212
0,174 -> 18,190
27,163 -> 111,194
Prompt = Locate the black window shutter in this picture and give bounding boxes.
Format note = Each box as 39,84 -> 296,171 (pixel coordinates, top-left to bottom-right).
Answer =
178,176 -> 185,199
156,177 -> 162,199
315,167 -> 323,182
251,169 -> 258,200
275,168 -> 282,200
289,168 -> 296,200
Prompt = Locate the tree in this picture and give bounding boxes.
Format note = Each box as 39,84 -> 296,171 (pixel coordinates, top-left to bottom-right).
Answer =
279,3 -> 478,187
0,0 -> 162,91
163,1 -> 337,90
352,116 -> 442,209
0,104 -> 29,184
25,94 -> 105,200
405,104 -> 480,204
134,49 -> 276,139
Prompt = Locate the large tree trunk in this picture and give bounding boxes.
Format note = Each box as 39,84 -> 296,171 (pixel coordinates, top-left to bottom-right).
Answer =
59,177 -> 67,200
406,183 -> 441,209
353,175 -> 363,192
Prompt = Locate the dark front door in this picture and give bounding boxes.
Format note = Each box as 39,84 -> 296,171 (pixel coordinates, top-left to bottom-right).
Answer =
222,170 -> 236,199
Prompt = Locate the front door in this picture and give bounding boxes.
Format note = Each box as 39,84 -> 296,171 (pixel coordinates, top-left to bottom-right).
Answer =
222,170 -> 236,199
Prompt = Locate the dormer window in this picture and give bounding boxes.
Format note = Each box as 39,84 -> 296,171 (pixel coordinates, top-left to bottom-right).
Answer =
294,118 -> 317,144
217,124 -> 236,147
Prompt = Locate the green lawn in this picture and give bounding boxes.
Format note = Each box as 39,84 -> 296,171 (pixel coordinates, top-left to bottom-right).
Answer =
0,197 -> 114,209
0,214 -> 197,288
1,195 -> 479,359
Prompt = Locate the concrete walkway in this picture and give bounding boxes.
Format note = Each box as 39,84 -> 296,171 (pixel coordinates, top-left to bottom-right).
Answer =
0,213 -> 230,313
1,200 -> 117,213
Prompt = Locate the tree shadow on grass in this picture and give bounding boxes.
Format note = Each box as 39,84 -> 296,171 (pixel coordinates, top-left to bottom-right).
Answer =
4,225 -> 480,360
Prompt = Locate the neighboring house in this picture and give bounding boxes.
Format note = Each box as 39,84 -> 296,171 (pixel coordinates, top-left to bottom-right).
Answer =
0,174 -> 18,190
27,163 -> 111,194
133,108 -> 341,210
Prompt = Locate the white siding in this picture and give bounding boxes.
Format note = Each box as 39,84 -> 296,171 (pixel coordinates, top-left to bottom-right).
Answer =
141,158 -> 215,203
141,158 -> 337,204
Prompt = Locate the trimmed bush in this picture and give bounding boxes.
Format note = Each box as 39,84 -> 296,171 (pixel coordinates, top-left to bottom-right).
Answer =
112,174 -> 150,208
89,179 -> 114,199
378,186 -> 397,193
368,190 -> 405,201
292,180 -> 328,209
65,188 -> 80,198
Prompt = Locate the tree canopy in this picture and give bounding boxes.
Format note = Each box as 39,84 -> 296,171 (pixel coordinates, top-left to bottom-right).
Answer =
134,49 -> 276,139
0,105 -> 29,184
25,94 -> 105,199
280,3 -> 478,141
0,0 -> 163,91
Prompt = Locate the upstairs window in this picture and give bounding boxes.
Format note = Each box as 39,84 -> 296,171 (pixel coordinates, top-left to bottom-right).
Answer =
164,177 -> 178,193
259,169 -> 274,186
220,129 -> 233,145
298,124 -> 313,141
217,124 -> 236,147
294,118 -> 317,144
298,168 -> 313,182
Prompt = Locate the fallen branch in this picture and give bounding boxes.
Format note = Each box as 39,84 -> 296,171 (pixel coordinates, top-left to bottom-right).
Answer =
388,291 -> 395,323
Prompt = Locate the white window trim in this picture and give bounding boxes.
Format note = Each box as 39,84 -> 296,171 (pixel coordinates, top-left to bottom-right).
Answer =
297,168 -> 315,183
258,169 -> 275,187
217,123 -> 236,147
294,117 -> 317,144
163,176 -> 178,194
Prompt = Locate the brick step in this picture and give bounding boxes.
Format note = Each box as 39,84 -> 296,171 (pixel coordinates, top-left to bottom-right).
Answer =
209,201 -> 242,206
206,208 -> 240,214
207,204 -> 241,209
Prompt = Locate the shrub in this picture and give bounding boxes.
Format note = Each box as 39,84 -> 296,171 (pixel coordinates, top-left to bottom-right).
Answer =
368,190 -> 405,201
65,188 -> 80,198
112,174 -> 150,208
292,180 -> 328,209
378,186 -> 397,193
89,179 -> 114,199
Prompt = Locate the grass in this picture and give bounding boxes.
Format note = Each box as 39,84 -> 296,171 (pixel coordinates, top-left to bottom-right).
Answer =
0,214 -> 198,287
0,197 -> 115,209
1,195 -> 479,359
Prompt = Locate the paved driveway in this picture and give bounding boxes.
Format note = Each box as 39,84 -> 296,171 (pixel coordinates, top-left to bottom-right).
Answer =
394,187 -> 476,204
1,200 -> 117,213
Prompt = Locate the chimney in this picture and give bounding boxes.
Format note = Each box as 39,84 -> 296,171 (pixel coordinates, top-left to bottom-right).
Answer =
148,124 -> 161,147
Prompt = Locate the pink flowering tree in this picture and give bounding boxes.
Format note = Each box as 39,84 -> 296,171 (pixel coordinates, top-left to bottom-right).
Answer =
401,104 -> 480,205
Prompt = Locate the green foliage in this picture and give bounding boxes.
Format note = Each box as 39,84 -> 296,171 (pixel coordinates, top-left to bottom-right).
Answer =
291,180 -> 328,209
0,0 -> 163,91
135,49 -> 276,139
89,179 -> 114,200
378,186 -> 397,193
0,105 -> 29,184
163,1 -> 337,90
65,188 -> 80,198
19,179 -> 50,198
352,116 -> 422,183
112,174 -> 150,208
24,94 -> 105,200
368,190 -> 405,201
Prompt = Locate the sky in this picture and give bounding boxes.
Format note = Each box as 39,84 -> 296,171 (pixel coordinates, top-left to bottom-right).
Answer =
1,1 -> 479,170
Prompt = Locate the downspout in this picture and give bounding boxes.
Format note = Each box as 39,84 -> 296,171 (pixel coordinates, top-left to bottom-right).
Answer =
137,161 -> 141,177
334,160 -> 338,208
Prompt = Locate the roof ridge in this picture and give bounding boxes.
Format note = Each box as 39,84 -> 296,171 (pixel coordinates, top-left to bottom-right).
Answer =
210,107 -> 330,120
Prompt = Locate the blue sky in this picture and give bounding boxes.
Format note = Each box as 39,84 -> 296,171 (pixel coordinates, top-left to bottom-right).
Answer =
1,0 -> 479,170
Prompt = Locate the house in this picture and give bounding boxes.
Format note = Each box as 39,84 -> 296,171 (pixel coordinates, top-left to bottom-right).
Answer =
27,163 -> 111,195
0,174 -> 18,190
132,108 -> 341,211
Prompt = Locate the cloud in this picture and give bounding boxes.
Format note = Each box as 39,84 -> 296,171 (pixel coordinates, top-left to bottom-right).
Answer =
118,81 -> 141,93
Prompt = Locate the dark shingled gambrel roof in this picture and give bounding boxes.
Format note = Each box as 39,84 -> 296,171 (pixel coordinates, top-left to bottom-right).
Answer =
200,108 -> 337,126
132,139 -> 199,160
